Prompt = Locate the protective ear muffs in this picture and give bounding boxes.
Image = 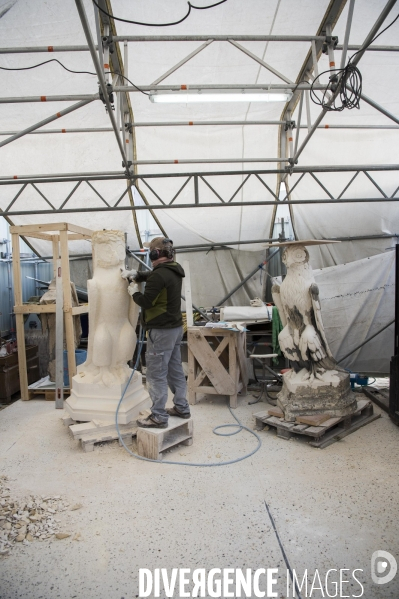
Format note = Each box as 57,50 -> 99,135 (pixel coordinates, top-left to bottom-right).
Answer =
149,248 -> 161,261
149,239 -> 174,261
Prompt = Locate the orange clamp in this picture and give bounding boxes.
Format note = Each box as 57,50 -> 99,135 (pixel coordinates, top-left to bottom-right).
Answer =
40,96 -> 46,102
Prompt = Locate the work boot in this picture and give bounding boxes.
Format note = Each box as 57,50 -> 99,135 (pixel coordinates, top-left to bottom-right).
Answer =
166,406 -> 191,419
136,414 -> 168,429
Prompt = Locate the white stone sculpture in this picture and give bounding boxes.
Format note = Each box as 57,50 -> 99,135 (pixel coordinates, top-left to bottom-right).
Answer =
65,230 -> 150,424
271,242 -> 357,421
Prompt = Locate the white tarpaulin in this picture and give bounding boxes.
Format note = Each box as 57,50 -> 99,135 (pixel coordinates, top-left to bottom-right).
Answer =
314,250 -> 395,373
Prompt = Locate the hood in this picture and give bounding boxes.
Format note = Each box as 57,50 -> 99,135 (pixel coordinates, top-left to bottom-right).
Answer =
154,261 -> 185,277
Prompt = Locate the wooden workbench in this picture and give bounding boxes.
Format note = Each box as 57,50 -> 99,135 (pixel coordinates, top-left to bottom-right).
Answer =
187,326 -> 248,408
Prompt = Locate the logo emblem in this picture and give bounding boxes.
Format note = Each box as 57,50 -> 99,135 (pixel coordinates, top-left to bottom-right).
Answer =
371,551 -> 397,585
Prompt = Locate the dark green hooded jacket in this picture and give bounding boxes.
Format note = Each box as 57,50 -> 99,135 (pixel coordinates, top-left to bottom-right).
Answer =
132,261 -> 185,329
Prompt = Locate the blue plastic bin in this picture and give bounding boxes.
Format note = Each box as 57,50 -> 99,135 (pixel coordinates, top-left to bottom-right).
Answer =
63,349 -> 87,386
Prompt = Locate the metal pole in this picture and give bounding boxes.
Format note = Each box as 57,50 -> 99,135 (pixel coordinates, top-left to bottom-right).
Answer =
174,237 -> 281,249
228,40 -> 294,84
74,0 -> 129,168
150,40 -> 214,86
55,259 -> 64,409
0,98 -> 95,149
217,248 -> 280,305
337,319 -> 395,364
112,35 -> 327,42
0,94 -> 98,104
93,4 -> 104,67
130,158 -> 288,165
5,196 -> 399,217
340,0 -> 356,69
292,0 -> 399,164
350,0 -> 398,68
359,91 -> 399,126
293,92 -> 304,157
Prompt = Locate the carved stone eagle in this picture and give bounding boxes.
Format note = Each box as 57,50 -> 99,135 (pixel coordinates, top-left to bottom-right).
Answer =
272,244 -> 336,376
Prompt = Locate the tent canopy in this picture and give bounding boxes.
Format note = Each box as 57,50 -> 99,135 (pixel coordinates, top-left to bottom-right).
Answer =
0,0 -> 398,372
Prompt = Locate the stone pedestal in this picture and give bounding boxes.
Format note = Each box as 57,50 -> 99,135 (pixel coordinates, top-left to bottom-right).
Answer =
64,371 -> 151,424
277,368 -> 357,422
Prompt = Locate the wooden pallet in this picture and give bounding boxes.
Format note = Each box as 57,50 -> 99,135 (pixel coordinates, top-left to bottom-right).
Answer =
137,416 -> 193,460
29,387 -> 70,401
362,386 -> 389,413
253,399 -> 380,449
62,415 -> 138,452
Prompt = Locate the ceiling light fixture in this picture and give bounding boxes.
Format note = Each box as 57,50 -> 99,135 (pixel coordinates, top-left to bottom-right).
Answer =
149,90 -> 292,103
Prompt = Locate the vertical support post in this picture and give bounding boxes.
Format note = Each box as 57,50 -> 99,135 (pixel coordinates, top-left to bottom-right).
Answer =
294,91 -> 304,158
194,175 -> 199,204
60,230 -> 76,387
52,235 -> 59,280
103,24 -> 110,83
326,25 -> 336,69
11,232 -> 29,400
183,260 -> 193,327
340,0 -> 356,69
55,259 -> 64,409
311,40 -> 319,79
305,89 -> 312,133
229,333 -> 238,409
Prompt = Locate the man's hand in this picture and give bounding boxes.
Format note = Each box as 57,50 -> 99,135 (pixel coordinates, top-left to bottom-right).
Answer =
120,268 -> 137,281
128,283 -> 139,297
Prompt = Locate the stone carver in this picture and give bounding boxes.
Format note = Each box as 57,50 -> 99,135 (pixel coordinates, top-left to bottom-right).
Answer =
123,237 -> 191,429
271,241 -> 357,421
65,230 -> 150,424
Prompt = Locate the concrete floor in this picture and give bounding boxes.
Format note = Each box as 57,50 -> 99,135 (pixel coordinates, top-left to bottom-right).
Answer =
0,393 -> 398,599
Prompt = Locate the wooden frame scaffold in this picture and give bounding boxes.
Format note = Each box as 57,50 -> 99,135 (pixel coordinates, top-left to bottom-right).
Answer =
11,222 -> 93,400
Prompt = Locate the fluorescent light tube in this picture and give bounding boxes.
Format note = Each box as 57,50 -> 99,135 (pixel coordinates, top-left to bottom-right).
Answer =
149,91 -> 292,103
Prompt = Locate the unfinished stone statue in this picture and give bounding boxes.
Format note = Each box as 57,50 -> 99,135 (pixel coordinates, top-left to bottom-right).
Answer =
65,230 -> 150,423
272,243 -> 357,422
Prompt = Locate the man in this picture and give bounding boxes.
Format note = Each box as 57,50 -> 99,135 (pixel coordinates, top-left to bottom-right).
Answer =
125,237 -> 191,428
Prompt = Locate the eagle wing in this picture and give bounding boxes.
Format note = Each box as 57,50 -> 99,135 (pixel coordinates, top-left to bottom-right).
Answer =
309,283 -> 333,359
271,283 -> 287,327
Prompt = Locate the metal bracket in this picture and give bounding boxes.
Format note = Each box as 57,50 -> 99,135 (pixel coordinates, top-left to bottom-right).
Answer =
284,120 -> 296,131
99,83 -> 115,110
102,34 -> 115,54
322,36 -> 338,54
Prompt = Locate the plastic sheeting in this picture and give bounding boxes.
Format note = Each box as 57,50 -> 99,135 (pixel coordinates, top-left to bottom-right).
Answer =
314,250 -> 395,374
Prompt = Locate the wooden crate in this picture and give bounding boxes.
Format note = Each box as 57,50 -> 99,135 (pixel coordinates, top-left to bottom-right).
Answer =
253,399 -> 380,449
187,327 -> 248,408
0,346 -> 39,401
137,417 -> 193,460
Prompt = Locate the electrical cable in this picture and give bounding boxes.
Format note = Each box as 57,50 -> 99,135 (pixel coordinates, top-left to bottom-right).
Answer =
310,12 -> 399,112
115,331 -> 262,467
92,0 -> 228,28
0,58 -> 150,96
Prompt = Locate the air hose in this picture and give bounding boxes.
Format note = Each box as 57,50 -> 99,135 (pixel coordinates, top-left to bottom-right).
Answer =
115,334 -> 262,466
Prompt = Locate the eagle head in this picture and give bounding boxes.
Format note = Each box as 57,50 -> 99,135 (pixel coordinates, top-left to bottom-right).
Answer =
282,245 -> 309,268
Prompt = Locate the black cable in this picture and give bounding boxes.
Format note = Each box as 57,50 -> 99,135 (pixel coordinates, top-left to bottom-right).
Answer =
264,501 -> 303,599
92,0 -> 228,28
0,58 -> 150,96
310,12 -> 399,113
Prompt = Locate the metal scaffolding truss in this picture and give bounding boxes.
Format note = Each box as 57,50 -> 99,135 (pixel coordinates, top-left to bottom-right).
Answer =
1,0 -> 399,250
2,164 -> 399,218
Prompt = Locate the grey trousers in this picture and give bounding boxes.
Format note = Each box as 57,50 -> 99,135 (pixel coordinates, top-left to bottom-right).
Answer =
145,326 -> 190,423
